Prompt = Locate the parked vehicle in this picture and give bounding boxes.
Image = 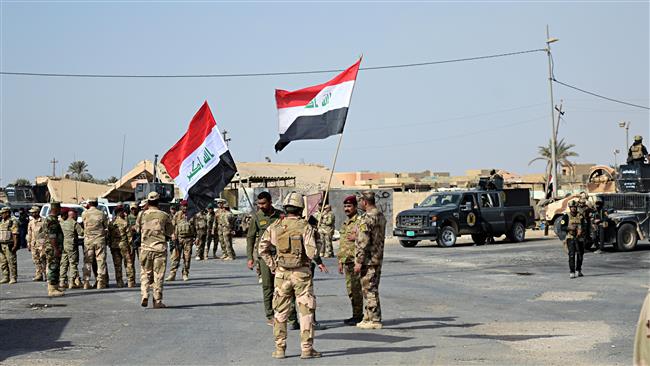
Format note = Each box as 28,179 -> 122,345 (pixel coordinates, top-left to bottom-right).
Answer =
40,203 -> 85,224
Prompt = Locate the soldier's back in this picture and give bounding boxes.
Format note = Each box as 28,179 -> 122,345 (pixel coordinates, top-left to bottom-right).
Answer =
141,208 -> 172,252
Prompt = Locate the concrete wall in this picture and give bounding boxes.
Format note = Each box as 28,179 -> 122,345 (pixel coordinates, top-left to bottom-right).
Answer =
329,189 -> 394,236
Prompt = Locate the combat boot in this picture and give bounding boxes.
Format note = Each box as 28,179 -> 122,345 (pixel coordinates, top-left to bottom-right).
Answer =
97,281 -> 107,289
271,348 -> 286,359
300,349 -> 322,359
0,278 -> 8,284
9,278 -> 17,284
357,321 -> 382,330
182,274 -> 189,281
127,280 -> 135,288
32,274 -> 42,282
153,301 -> 166,309
116,279 -> 125,288
83,281 -> 91,290
73,277 -> 82,288
141,296 -> 149,307
165,272 -> 176,281
48,284 -> 65,297
59,281 -> 67,289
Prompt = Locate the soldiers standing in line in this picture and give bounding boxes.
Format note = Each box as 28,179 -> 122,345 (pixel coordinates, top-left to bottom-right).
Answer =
318,204 -> 335,258
591,197 -> 608,254
44,202 -> 65,297
337,196 -> 363,325
111,206 -> 136,287
138,192 -> 173,309
354,191 -> 387,330
81,198 -> 109,289
215,199 -> 227,259
259,192 -> 326,359
194,209 -> 208,261
59,209 -> 83,289
205,203 -> 216,259
127,205 -> 139,263
563,200 -> 586,279
166,200 -> 195,282
27,206 -> 47,281
0,206 -> 19,284
218,201 -> 236,260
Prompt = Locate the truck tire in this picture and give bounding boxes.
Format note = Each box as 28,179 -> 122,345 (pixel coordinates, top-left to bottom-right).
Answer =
399,240 -> 419,248
437,226 -> 457,247
507,221 -> 526,243
616,223 -> 638,251
553,216 -> 567,241
471,234 -> 486,245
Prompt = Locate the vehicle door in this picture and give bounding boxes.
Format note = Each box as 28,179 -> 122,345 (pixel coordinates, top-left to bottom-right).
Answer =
458,193 -> 480,235
478,193 -> 506,234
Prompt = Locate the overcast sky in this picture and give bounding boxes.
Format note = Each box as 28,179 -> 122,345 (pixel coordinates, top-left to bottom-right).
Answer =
1,1 -> 648,185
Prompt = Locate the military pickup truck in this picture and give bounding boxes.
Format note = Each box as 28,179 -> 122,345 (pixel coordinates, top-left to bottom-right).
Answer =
394,188 -> 535,247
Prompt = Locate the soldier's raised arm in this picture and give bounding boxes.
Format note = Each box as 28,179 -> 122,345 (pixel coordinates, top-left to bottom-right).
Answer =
258,225 -> 276,272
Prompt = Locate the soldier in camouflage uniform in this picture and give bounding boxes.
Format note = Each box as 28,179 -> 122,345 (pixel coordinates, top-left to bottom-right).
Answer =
337,196 -> 363,325
628,135 -> 649,165
0,206 -> 19,284
139,192 -> 173,308
44,202 -> 65,297
205,203 -> 216,259
218,202 -> 236,260
81,198 -> 109,289
214,199 -> 227,259
577,192 -> 594,250
27,206 -> 47,281
110,206 -> 135,287
318,205 -> 335,258
59,209 -> 83,289
259,192 -> 326,359
127,205 -> 139,263
354,191 -> 387,330
193,209 -> 208,261
166,200 -> 195,281
562,200 -> 586,278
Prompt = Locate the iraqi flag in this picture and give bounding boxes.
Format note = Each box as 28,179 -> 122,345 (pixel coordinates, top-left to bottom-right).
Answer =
274,58 -> 361,152
161,101 -> 237,216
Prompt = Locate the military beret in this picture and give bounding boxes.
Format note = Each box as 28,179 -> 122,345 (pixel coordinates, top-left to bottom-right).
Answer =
51,202 -> 61,209
180,200 -> 188,206
343,195 -> 357,205
207,203 -> 214,209
147,192 -> 160,201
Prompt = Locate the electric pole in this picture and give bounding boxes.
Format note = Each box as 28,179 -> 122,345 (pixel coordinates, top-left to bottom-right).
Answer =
50,157 -> 59,177
546,25 -> 559,198
222,130 -> 231,147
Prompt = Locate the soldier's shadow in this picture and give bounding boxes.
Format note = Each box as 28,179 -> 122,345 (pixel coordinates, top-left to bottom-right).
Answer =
165,300 -> 261,309
325,344 -> 435,357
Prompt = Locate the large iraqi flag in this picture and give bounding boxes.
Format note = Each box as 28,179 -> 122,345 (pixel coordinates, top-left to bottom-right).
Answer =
161,101 -> 237,216
274,58 -> 361,152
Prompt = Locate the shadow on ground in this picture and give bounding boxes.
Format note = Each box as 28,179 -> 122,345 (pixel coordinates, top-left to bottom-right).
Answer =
0,318 -> 71,362
447,334 -> 567,341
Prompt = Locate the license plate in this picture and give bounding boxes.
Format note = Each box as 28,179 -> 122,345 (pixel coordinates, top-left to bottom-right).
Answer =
406,231 -> 415,237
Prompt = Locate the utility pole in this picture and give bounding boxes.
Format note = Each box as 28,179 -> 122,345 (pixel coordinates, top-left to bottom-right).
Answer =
222,130 -> 231,147
546,25 -> 559,198
50,157 -> 59,177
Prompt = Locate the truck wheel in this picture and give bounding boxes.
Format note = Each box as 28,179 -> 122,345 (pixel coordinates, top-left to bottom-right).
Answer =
553,216 -> 567,241
437,226 -> 457,247
399,240 -> 419,248
616,223 -> 638,251
507,221 -> 526,243
471,234 -> 486,245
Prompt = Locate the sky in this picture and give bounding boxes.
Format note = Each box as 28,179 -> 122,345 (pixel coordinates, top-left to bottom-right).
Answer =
1,1 -> 648,185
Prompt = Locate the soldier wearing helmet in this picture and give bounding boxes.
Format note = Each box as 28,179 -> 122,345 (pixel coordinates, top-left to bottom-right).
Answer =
0,206 -> 19,284
591,196 -> 608,254
562,200 -> 586,278
258,192 -> 327,359
628,135 -> 649,165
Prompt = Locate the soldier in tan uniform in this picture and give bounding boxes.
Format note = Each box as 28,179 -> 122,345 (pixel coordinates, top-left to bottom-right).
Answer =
562,200 -> 586,279
139,192 -> 173,308
337,196 -> 363,325
628,135 -> 649,165
318,204 -> 335,258
59,209 -> 83,289
110,206 -> 135,287
166,200 -> 195,281
0,207 -> 19,284
259,192 -> 326,359
27,206 -> 47,281
81,198 -> 109,289
205,203 -> 216,259
218,202 -> 236,260
194,209 -> 208,261
354,191 -> 387,330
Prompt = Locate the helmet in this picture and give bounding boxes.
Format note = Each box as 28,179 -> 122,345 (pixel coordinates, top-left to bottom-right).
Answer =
579,191 -> 588,199
0,207 -> 10,214
634,135 -> 643,142
282,192 -> 304,209
568,200 -> 578,208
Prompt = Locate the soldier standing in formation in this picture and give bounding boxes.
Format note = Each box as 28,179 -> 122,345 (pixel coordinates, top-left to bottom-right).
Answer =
318,204 -> 335,258
563,200 -> 586,278
354,191 -> 387,330
127,205 -> 139,263
27,205 -> 47,281
82,198 -> 109,289
166,200 -> 195,281
218,201 -> 236,260
259,192 -> 325,359
0,206 -> 19,284
628,135 -> 649,165
44,202 -> 65,297
112,206 -> 136,287
194,209 -> 208,261
205,203 -> 216,259
138,192 -> 173,308
215,199 -> 227,259
59,209 -> 83,289
337,196 -> 363,325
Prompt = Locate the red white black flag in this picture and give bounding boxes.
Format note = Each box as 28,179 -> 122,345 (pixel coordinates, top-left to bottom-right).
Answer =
274,58 -> 361,152
161,101 -> 237,216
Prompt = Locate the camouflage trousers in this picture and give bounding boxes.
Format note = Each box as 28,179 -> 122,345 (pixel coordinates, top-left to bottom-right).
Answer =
140,249 -> 167,301
0,243 -> 17,281
195,232 -> 207,259
109,244 -> 135,284
203,233 -> 214,258
31,243 -> 46,278
44,244 -> 61,285
219,230 -> 235,259
83,239 -> 107,285
318,230 -> 334,257
59,241 -> 79,283
343,262 -> 363,319
272,267 -> 316,352
212,229 -> 221,257
360,265 -> 382,322
169,238 -> 193,276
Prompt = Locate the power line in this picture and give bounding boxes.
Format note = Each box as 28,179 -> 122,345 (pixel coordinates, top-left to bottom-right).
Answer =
0,48 -> 546,79
553,78 -> 650,110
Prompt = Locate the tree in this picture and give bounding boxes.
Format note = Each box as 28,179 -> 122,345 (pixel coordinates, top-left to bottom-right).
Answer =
68,161 -> 91,181
106,176 -> 118,184
13,178 -> 31,186
529,138 -> 579,182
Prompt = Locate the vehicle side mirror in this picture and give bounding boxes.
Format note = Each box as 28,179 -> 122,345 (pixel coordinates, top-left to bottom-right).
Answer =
413,203 -> 419,208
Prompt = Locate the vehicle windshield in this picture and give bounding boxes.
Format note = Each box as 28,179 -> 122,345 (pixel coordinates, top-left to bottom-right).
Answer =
420,193 -> 461,207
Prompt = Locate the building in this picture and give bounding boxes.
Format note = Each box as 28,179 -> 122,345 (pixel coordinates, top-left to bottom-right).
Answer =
101,160 -> 175,202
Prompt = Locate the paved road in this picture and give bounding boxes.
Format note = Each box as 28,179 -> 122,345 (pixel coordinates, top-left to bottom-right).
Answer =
1,235 -> 648,365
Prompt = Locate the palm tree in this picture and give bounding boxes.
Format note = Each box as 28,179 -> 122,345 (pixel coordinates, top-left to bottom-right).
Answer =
529,138 -> 579,182
12,178 -> 31,186
68,160 -> 90,181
